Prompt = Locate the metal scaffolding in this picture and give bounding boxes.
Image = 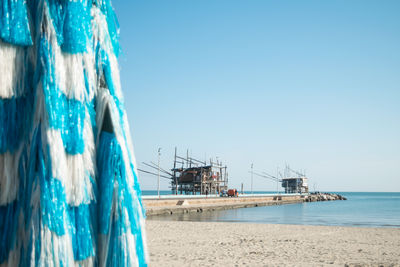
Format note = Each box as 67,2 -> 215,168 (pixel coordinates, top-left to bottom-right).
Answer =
138,148 -> 228,195
171,148 -> 228,195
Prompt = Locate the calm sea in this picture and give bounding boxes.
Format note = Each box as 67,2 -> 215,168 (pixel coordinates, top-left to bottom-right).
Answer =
144,191 -> 400,228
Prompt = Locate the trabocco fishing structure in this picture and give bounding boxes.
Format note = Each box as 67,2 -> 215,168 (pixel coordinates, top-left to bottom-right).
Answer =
0,0 -> 148,266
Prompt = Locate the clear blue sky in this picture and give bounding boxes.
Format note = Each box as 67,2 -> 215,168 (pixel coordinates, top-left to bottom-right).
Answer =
112,0 -> 400,192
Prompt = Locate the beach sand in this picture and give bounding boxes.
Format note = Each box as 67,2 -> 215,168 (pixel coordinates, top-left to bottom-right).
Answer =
146,220 -> 400,266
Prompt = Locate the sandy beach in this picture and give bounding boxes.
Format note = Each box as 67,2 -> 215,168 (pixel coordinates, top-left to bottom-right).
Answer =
146,220 -> 400,266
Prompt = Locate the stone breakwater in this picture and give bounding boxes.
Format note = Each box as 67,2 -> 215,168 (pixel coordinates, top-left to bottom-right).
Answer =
305,192 -> 347,202
144,193 -> 346,216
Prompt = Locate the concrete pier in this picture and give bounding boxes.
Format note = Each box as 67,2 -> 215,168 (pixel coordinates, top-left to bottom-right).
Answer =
144,193 -> 346,216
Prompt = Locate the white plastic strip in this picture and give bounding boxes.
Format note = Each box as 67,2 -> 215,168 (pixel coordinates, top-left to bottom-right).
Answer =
0,149 -> 22,205
0,40 -> 26,99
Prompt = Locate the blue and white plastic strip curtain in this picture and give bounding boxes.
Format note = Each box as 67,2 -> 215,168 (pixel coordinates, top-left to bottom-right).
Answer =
0,0 -> 148,266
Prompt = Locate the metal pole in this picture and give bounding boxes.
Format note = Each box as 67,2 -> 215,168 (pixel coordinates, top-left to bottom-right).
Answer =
276,166 -> 279,194
251,163 -> 253,195
158,148 -> 161,198
174,147 -> 177,195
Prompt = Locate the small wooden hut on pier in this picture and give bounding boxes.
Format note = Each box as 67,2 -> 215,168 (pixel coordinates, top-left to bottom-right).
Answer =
171,149 -> 228,195
138,148 -> 228,195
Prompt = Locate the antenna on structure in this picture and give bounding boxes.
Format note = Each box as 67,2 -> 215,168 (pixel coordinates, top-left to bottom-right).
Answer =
251,163 -> 254,195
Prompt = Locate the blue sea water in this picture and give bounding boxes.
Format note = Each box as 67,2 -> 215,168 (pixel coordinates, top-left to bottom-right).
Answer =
146,192 -> 400,228
142,190 -> 179,196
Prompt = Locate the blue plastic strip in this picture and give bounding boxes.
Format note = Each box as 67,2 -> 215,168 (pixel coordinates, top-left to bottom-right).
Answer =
67,204 -> 95,261
97,131 -> 146,266
0,201 -> 19,264
97,131 -> 118,235
62,0 -> 92,53
0,96 -> 30,154
39,37 -> 86,155
36,130 -> 67,235
0,148 -> 27,264
100,49 -> 145,216
0,0 -> 32,46
26,127 -> 95,262
95,0 -> 120,56
46,0 -> 92,53
21,128 -> 47,266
